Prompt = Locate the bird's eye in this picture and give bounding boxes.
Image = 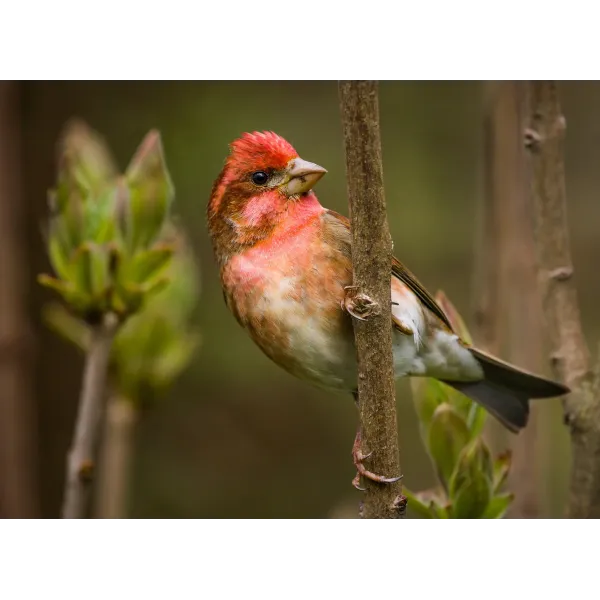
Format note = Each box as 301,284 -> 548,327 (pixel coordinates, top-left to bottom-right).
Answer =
251,171 -> 269,186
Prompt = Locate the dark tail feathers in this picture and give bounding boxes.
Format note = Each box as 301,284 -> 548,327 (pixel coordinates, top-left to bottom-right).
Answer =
443,347 -> 570,433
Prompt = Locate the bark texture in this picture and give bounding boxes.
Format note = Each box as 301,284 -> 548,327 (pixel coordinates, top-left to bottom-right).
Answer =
339,80 -> 403,519
62,315 -> 118,518
0,82 -> 39,518
525,81 -> 600,518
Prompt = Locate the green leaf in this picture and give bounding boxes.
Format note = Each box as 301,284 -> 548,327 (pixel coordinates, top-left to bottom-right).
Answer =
58,119 -> 117,196
70,244 -> 95,297
83,185 -> 119,244
89,246 -> 112,308
450,470 -> 492,519
493,450 -> 512,493
124,131 -> 174,252
444,384 -> 476,421
39,275 -> 92,315
66,242 -> 111,304
466,403 -> 487,439
403,488 -> 450,519
38,274 -> 72,296
50,182 -> 86,252
482,493 -> 514,519
140,277 -> 170,299
122,246 -> 174,285
450,438 -> 494,499
111,282 -> 145,316
411,377 -> 450,434
48,229 -> 73,281
430,500 -> 450,519
42,303 -> 91,351
427,403 -> 470,490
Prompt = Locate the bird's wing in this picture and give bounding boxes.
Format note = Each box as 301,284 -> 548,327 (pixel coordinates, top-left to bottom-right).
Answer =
324,209 -> 455,333
391,258 -> 454,332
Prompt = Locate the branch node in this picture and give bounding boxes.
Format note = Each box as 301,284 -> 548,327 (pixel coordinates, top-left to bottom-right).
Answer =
392,494 -> 408,517
342,285 -> 381,321
550,351 -> 563,368
548,266 -> 573,281
77,460 -> 95,483
358,501 -> 365,519
524,127 -> 543,151
555,115 -> 567,135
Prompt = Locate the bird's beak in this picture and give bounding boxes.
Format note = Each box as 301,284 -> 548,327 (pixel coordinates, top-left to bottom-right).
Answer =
282,157 -> 327,196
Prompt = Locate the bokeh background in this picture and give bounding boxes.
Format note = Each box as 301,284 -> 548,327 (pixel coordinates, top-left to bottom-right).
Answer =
2,81 -> 599,518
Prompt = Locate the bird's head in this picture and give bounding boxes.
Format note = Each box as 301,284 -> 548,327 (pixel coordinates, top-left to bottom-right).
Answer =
207,131 -> 327,262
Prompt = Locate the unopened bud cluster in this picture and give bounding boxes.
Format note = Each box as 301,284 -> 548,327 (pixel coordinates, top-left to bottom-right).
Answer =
41,121 -> 200,405
405,292 -> 514,519
39,121 -> 175,323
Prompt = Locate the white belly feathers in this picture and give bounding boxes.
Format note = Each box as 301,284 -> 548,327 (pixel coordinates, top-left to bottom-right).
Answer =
390,278 -> 484,383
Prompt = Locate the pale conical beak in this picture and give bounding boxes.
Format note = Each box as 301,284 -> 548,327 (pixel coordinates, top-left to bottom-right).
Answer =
283,157 -> 327,196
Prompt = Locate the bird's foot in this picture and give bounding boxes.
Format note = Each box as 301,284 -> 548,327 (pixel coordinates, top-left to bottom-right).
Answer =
341,286 -> 380,321
352,430 -> 403,491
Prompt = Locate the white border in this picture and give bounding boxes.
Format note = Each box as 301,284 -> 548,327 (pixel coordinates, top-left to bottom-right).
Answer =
1,520 -> 598,598
3,0 -> 599,79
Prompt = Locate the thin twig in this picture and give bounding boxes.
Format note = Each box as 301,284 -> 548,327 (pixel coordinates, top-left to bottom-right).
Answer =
62,313 -> 119,518
525,81 -> 600,518
339,80 -> 403,519
95,393 -> 138,519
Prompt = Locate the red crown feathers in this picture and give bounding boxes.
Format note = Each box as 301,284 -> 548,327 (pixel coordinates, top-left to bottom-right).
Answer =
227,131 -> 298,173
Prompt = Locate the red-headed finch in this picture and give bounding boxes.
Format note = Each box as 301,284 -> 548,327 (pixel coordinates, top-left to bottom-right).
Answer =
207,131 -> 569,487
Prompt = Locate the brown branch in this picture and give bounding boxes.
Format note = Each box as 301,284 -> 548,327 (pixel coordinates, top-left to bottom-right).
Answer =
0,82 -> 39,518
480,82 -> 544,517
62,314 -> 118,518
472,82 -> 502,357
95,393 -> 138,518
338,81 -> 403,519
525,81 -> 600,518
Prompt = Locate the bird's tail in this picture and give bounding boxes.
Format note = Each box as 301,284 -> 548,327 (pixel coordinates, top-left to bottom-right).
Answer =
443,347 -> 570,433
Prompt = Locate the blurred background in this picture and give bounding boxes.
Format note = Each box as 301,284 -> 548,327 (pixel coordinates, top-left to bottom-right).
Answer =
1,81 -> 599,518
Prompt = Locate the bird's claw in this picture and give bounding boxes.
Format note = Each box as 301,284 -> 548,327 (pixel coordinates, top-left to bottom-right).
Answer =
354,449 -> 373,461
352,430 -> 403,490
352,473 -> 366,492
341,286 -> 378,321
354,461 -> 404,486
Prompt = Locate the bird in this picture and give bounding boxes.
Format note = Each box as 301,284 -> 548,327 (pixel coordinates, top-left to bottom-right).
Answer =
206,130 -> 570,488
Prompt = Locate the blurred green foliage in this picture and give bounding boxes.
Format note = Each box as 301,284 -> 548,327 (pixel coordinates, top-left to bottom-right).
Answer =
43,232 -> 200,406
39,120 -> 176,321
40,120 -> 200,406
405,291 -> 513,518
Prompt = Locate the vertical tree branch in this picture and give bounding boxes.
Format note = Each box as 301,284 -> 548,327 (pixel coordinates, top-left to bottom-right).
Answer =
480,82 -> 544,517
339,81 -> 403,519
62,314 -> 118,518
0,81 -> 39,518
525,81 -> 600,518
95,394 -> 138,518
472,83 -> 502,357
